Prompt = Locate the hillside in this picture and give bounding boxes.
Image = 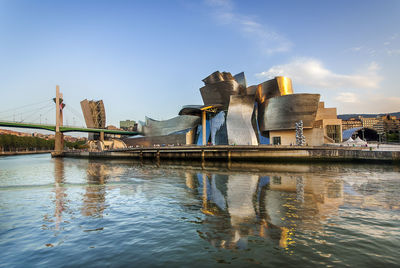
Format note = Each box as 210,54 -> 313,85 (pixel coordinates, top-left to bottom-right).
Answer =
338,112 -> 400,120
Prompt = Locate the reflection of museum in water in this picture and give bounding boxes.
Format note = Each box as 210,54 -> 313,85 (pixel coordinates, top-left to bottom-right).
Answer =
182,162 -> 399,249
50,158 -> 400,251
185,169 -> 344,249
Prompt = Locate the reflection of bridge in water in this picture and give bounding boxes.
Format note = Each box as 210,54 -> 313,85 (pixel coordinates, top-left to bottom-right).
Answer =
51,158 -> 126,226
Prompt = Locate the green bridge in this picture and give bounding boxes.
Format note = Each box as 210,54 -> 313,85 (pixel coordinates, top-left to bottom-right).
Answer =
0,121 -> 138,135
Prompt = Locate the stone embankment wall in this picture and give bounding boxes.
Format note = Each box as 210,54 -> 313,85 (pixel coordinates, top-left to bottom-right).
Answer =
61,145 -> 400,163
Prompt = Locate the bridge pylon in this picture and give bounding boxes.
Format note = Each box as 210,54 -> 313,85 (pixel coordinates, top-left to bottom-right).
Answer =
53,85 -> 65,155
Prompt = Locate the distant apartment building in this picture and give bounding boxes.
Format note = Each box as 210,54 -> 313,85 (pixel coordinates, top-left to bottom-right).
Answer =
359,116 -> 382,130
383,115 -> 400,133
357,116 -> 387,135
120,120 -> 137,131
373,118 -> 385,135
341,118 -> 362,130
341,115 -> 399,140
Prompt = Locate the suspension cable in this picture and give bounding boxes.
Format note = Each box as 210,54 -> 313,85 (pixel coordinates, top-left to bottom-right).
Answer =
24,105 -> 55,124
18,102 -> 56,123
0,99 -> 53,115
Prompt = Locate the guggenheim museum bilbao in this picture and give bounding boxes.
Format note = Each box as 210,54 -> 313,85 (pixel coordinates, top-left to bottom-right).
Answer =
83,71 -> 343,147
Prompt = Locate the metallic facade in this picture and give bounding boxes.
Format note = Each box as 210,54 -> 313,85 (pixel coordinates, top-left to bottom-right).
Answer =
199,71 -> 245,109
233,72 -> 247,89
197,72 -> 311,145
262,94 -> 320,132
255,76 -> 293,105
124,130 -> 191,147
143,115 -> 200,137
123,70 -> 340,147
178,104 -> 223,116
226,95 -> 258,145
178,105 -> 204,116
200,80 -> 242,109
210,111 -> 228,145
255,77 -> 293,133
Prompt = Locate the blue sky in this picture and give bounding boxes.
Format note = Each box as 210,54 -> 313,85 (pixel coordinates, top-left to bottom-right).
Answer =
0,0 -> 399,128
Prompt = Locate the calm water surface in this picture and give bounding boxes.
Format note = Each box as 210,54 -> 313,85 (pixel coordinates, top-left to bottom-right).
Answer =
0,154 -> 399,267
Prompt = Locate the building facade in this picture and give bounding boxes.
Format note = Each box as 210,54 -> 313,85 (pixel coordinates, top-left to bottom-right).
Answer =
80,99 -> 106,140
120,120 -> 137,131
80,99 -> 106,129
342,118 -> 362,130
125,71 -> 343,147
359,116 -> 382,130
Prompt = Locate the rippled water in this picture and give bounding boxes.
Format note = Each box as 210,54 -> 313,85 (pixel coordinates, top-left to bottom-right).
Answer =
0,154 -> 399,267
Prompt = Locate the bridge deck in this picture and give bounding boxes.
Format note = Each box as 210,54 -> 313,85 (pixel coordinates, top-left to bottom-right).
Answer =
0,121 -> 138,135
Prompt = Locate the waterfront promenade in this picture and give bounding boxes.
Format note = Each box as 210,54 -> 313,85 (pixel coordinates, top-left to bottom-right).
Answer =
59,145 -> 400,163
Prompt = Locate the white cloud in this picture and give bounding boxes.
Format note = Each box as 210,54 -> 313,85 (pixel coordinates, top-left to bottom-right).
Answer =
390,33 -> 399,40
348,46 -> 376,56
337,96 -> 400,114
385,34 -> 400,56
350,46 -> 363,51
335,92 -> 358,103
386,49 -> 400,55
349,33 -> 399,56
204,0 -> 292,55
204,0 -> 232,9
255,58 -> 382,89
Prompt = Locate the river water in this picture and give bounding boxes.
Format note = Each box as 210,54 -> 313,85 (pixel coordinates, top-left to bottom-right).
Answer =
0,154 -> 399,267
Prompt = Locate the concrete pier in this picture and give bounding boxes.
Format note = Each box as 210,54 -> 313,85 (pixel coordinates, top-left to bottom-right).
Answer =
60,145 -> 400,163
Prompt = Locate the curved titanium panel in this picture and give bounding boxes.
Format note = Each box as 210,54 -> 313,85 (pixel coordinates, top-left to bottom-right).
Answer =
276,76 -> 293,95
178,104 -> 223,116
261,94 -> 320,132
233,72 -> 247,89
124,132 -> 188,147
202,71 -> 234,85
200,80 -> 241,109
210,111 -> 228,145
178,105 -> 204,116
255,77 -> 293,105
245,85 -> 257,95
226,95 -> 258,145
143,115 -> 201,137
256,77 -> 293,132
